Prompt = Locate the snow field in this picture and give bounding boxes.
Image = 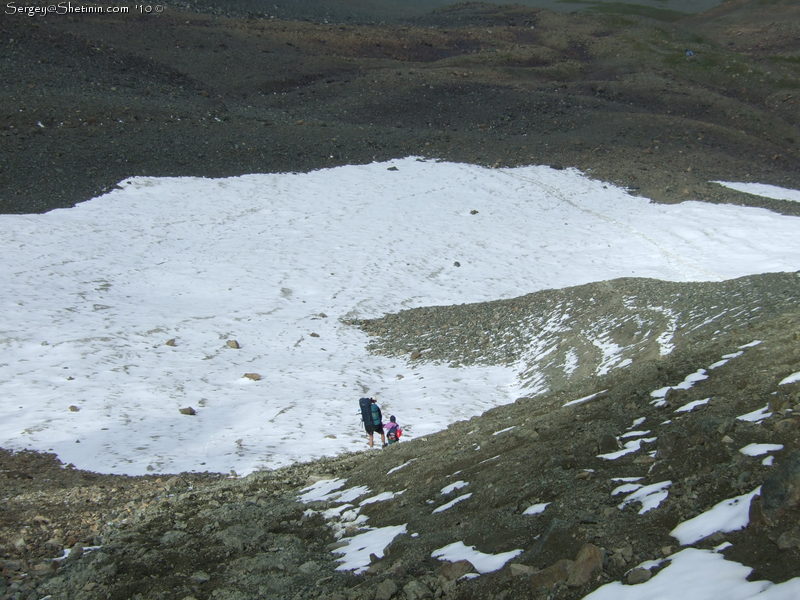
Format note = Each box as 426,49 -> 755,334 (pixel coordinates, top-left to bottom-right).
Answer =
1,158 -> 799,476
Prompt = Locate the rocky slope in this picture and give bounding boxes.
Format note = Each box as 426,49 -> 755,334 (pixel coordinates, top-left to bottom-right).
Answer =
3,273 -> 799,600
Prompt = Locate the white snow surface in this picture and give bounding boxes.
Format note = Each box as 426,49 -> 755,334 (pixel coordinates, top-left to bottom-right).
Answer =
670,488 -> 761,545
431,541 -> 523,574
714,181 -> 800,203
583,547 -> 800,599
2,157 -> 800,476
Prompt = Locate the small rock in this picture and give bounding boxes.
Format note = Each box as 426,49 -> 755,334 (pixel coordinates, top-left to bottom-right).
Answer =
470,209 -> 479,214
32,561 -> 57,574
189,571 -> 210,584
243,372 -> 262,381
453,261 -> 461,267
625,567 -> 652,585
509,563 -> 535,577
402,580 -> 431,600
721,435 -> 734,444
226,339 -> 240,349
567,543 -> 603,587
374,579 -> 398,600
179,406 -> 196,416
68,405 -> 80,412
165,338 -> 177,346
761,451 -> 800,522
310,332 -> 320,337
298,561 -> 320,575
597,433 -> 619,453
777,527 -> 800,550
439,559 -> 474,580
530,558 -> 572,589
410,350 -> 422,360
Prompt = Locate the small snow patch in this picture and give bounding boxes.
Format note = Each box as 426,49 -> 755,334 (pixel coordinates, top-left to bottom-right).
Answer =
779,371 -> 800,385
737,405 -> 772,423
441,480 -> 469,495
617,481 -> 671,514
433,493 -> 473,514
675,398 -> 710,413
739,443 -> 783,457
334,524 -> 408,573
523,502 -> 550,515
387,459 -> 416,475
432,541 -> 522,574
563,389 -> 607,407
492,426 -> 516,436
670,487 -> 760,545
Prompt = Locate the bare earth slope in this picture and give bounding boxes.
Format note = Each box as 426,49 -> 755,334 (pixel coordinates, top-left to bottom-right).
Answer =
1,1 -> 798,214
3,273 -> 800,600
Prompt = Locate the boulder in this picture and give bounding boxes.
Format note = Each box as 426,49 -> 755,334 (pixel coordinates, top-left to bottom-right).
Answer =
439,559 -> 474,581
567,543 -> 603,587
625,567 -> 652,585
530,558 -> 572,589
374,579 -> 398,600
761,451 -> 800,522
402,579 -> 432,600
508,563 -> 536,577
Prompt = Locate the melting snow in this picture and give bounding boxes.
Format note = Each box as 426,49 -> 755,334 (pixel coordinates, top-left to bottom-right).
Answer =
675,398 -> 710,413
522,502 -> 551,515
582,547 -> 800,599
617,481 -> 672,514
714,181 -> 800,203
737,406 -> 772,423
563,389 -> 608,407
779,372 -> 800,385
333,524 -> 408,573
441,480 -> 469,495
739,444 -> 784,457
431,541 -> 523,574
433,493 -> 473,513
670,488 -> 761,545
1,160 -> 799,475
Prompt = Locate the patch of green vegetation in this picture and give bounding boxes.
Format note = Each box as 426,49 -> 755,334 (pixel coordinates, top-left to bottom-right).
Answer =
559,1 -> 686,21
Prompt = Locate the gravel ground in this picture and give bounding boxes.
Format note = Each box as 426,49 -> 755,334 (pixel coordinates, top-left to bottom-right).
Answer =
0,1 -> 798,215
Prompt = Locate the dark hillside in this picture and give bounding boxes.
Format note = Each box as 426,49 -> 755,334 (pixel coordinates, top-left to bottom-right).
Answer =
1,1 -> 797,214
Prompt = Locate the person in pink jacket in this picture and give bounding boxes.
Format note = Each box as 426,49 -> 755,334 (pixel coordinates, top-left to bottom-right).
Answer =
383,415 -> 403,445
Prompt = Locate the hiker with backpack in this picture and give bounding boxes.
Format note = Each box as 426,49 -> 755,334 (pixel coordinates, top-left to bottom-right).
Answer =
383,415 -> 403,445
359,397 -> 387,448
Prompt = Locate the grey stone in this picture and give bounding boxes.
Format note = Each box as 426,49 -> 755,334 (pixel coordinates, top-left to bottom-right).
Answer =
761,451 -> 800,520
189,571 -> 210,584
374,579 -> 398,600
530,558 -> 572,589
777,527 -> 800,550
403,579 -> 432,600
625,567 -> 652,585
439,559 -> 474,581
567,543 -> 603,587
509,563 -> 536,577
